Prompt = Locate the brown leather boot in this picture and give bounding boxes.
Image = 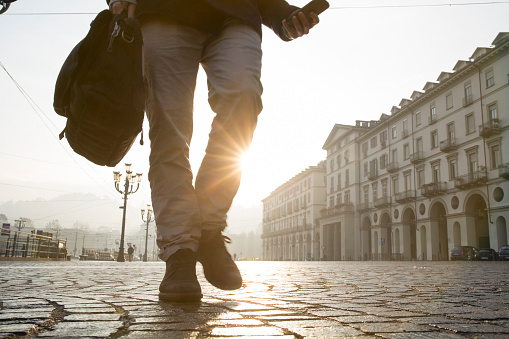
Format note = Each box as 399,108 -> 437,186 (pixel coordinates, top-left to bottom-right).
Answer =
159,249 -> 202,302
198,230 -> 242,290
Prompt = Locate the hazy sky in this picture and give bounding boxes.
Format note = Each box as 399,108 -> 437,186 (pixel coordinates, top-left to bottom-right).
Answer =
0,0 -> 507,230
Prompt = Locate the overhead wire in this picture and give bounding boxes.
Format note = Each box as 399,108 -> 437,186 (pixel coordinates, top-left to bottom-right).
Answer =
3,1 -> 509,15
0,61 -> 121,200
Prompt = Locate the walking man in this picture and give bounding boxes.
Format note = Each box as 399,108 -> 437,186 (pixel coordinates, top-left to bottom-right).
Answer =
108,0 -> 321,302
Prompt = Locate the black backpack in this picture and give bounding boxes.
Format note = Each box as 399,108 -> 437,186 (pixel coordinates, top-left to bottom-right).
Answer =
54,10 -> 144,167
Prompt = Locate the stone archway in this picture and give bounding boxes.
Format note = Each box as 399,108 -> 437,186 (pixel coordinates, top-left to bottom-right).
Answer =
394,228 -> 401,256
306,232 -> 312,260
373,231 -> 379,259
362,216 -> 372,260
402,208 -> 417,260
465,193 -> 489,248
496,216 -> 508,250
380,213 -> 392,260
430,201 -> 448,261
453,222 -> 461,247
420,225 -> 427,260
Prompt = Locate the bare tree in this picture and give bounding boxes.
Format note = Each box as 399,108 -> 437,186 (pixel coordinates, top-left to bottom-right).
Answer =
47,219 -> 62,239
0,214 -> 7,223
73,220 -> 89,231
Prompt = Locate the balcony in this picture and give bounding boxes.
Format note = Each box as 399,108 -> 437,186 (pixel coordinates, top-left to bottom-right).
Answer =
387,162 -> 399,173
440,138 -> 458,152
368,169 -> 378,180
381,140 -> 387,149
410,151 -> 425,164
500,163 -> 509,180
395,190 -> 416,203
374,196 -> 391,208
454,171 -> 487,189
428,115 -> 438,125
320,203 -> 354,218
358,202 -> 372,213
462,94 -> 473,106
479,119 -> 501,138
420,182 -> 447,197
402,129 -> 409,139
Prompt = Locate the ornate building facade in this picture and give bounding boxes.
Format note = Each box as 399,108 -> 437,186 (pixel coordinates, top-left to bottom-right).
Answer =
320,32 -> 509,260
262,162 -> 326,261
263,32 -> 509,261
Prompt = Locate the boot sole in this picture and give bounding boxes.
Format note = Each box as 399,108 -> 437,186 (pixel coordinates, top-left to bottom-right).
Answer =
159,292 -> 203,303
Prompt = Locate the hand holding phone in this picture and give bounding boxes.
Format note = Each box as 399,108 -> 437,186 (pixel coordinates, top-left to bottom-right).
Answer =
285,0 -> 329,30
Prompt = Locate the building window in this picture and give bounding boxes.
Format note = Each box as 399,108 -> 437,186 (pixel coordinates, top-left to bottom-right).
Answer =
431,130 -> 438,149
381,179 -> 388,197
466,113 -> 475,134
330,158 -> 335,172
370,136 -> 377,148
485,67 -> 494,88
392,176 -> 399,195
336,155 -> 341,168
344,190 -> 350,204
432,163 -> 440,183
345,169 -> 350,186
392,149 -> 398,163
330,177 -> 334,192
362,142 -> 368,156
417,168 -> 424,188
363,185 -> 369,204
392,125 -> 397,139
329,196 -> 335,208
490,144 -> 501,169
464,82 -> 473,105
430,104 -> 437,123
446,92 -> 453,110
337,193 -> 342,205
449,158 -> 457,180
380,130 -> 388,146
404,171 -> 411,191
337,173 -> 341,190
447,122 -> 455,141
403,143 -> 410,160
488,102 -> 498,120
372,182 -> 378,200
416,137 -> 423,153
363,162 -> 368,177
415,111 -> 421,126
380,154 -> 387,169
468,151 -> 478,174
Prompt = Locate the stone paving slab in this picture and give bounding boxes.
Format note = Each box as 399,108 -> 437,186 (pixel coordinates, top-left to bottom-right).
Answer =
0,261 -> 508,338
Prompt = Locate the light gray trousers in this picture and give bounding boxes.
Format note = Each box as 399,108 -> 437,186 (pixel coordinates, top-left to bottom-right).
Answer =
142,19 -> 263,261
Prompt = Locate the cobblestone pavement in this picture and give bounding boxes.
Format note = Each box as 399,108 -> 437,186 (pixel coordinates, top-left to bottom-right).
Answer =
1,261 -> 508,338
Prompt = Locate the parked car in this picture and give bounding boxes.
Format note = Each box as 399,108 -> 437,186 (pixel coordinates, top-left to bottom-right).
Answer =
498,246 -> 509,260
478,248 -> 500,261
450,246 -> 478,261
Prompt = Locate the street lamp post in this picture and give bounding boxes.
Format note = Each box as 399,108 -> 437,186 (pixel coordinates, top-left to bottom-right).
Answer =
113,163 -> 142,262
141,204 -> 153,262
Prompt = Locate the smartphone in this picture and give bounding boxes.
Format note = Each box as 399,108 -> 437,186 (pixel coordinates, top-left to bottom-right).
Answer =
285,0 -> 330,29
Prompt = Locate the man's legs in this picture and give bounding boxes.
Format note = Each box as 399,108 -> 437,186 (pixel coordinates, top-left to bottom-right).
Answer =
195,21 -> 263,290
142,20 -> 207,262
196,20 -> 263,230
142,19 -> 208,301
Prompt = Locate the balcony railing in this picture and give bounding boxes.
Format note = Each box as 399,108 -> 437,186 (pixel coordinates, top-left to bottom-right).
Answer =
440,138 -> 458,152
479,119 -> 501,138
462,94 -> 473,106
395,190 -> 416,203
374,196 -> 391,208
387,162 -> 399,173
500,163 -> 509,180
410,151 -> 425,164
358,202 -> 372,212
368,169 -> 378,180
420,182 -> 447,197
320,203 -> 354,218
454,171 -> 487,189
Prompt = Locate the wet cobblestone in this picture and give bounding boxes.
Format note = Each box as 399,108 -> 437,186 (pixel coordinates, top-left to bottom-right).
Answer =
0,261 -> 508,338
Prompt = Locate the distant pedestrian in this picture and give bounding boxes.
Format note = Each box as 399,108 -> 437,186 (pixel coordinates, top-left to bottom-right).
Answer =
127,244 -> 134,262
